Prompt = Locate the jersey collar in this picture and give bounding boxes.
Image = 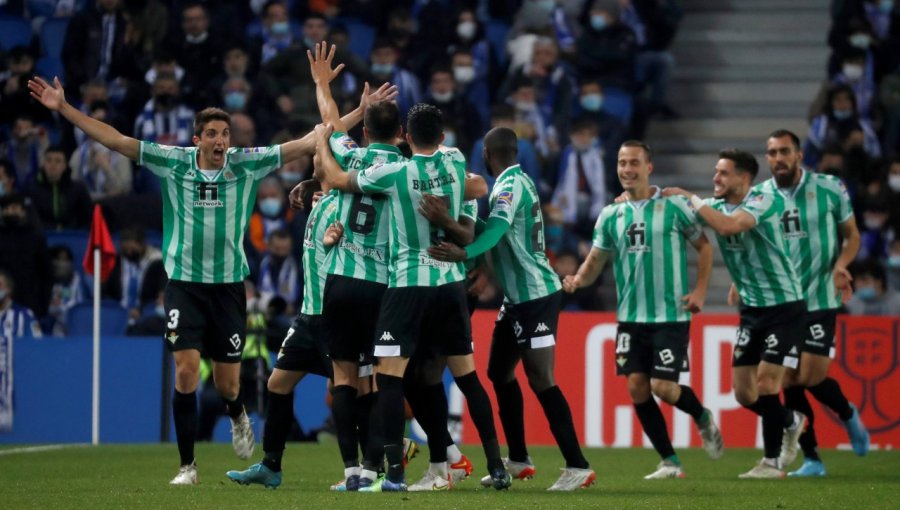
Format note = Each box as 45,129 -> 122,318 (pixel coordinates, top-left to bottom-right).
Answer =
626,185 -> 661,210
368,143 -> 402,154
193,147 -> 227,180
775,168 -> 809,199
495,164 -> 521,180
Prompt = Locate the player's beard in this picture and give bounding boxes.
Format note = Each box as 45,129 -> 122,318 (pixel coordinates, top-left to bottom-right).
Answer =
772,161 -> 799,188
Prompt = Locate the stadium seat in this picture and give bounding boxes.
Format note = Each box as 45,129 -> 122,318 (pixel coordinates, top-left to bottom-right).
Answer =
0,16 -> 33,51
39,17 -> 69,59
485,19 -> 510,69
35,56 -> 63,80
601,85 -> 634,125
332,18 -> 375,60
67,301 -> 130,336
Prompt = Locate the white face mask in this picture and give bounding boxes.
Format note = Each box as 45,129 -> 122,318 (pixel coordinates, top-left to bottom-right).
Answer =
431,90 -> 453,103
457,21 -> 476,40
850,33 -> 871,49
453,66 -> 475,85
889,174 -> 900,192
843,64 -> 864,80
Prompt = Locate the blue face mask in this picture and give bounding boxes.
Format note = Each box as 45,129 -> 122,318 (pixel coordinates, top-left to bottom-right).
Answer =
888,255 -> 900,268
590,14 -> 608,31
880,0 -> 894,14
224,91 -> 247,110
155,305 -> 167,318
442,131 -> 457,148
259,197 -> 282,217
371,62 -> 395,76
833,109 -> 853,120
580,93 -> 603,112
270,21 -> 290,36
856,286 -> 877,301
279,171 -> 303,184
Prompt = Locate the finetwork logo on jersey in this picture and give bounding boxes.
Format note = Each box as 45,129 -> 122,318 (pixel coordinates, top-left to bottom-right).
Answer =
194,182 -> 223,208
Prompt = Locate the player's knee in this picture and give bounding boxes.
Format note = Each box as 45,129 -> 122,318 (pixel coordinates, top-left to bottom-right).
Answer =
487,365 -> 514,386
525,371 -> 555,394
267,377 -> 292,395
756,376 -> 780,396
650,379 -> 677,402
627,378 -> 652,403
174,367 -> 199,392
214,378 -> 240,400
734,388 -> 756,407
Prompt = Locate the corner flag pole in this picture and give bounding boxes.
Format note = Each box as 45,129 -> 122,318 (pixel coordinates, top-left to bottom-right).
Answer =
92,247 -> 100,446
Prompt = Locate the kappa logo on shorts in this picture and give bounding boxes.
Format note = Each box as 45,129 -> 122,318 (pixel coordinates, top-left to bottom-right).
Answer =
380,331 -> 395,342
229,334 -> 242,350
513,321 -> 523,337
535,323 -> 550,333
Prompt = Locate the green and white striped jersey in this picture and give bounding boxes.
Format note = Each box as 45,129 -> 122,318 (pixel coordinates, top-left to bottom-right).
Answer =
326,132 -> 404,285
139,142 -> 281,283
461,199 -> 478,272
300,191 -> 338,316
487,165 -> 561,304
356,147 -> 467,287
754,170 -> 854,312
593,191 -> 702,323
702,191 -> 802,308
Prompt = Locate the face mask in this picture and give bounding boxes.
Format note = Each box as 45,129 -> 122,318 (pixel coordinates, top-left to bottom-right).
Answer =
888,174 -> 900,192
259,197 -> 282,217
880,0 -> 894,13
224,91 -> 248,110
443,131 -> 457,147
270,21 -> 290,36
864,216 -> 885,230
0,289 -> 6,301
371,62 -> 395,76
155,304 -> 167,318
431,90 -> 454,103
52,260 -> 73,280
279,171 -> 303,185
856,286 -> 877,301
453,66 -> 475,85
580,93 -> 603,112
850,33 -> 871,49
514,100 -> 536,112
833,108 -> 853,120
457,21 -> 476,40
842,64 -> 864,80
888,255 -> 900,267
303,36 -> 316,49
572,139 -> 595,152
536,0 -> 555,12
590,14 -> 608,31
185,32 -> 208,44
155,93 -> 176,109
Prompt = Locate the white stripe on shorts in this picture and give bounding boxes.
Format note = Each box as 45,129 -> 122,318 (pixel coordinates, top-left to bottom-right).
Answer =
530,334 -> 555,349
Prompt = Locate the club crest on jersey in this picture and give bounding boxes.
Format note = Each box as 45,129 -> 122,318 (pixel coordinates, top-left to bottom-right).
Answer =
224,170 -> 235,180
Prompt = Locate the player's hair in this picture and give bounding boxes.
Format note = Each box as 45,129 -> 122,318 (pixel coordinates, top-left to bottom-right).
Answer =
181,1 -> 208,16
851,258 -> 886,286
262,0 -> 286,17
44,145 -> 66,158
304,12 -> 328,24
194,108 -> 231,136
364,100 -> 401,142
718,148 -> 759,180
120,225 -> 146,244
768,129 -> 800,150
406,103 -> 443,147
483,127 -> 518,165
268,228 -> 291,242
621,140 -> 652,162
570,116 -> 598,135
826,83 -> 857,118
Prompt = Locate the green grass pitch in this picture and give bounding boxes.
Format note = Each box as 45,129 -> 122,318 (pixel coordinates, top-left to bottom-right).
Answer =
1,443 -> 897,509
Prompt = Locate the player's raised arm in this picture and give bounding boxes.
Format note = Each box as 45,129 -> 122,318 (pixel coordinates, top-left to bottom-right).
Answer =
563,247 -> 610,293
663,187 -> 757,237
28,76 -> 139,160
312,123 -> 360,192
309,42 -> 349,133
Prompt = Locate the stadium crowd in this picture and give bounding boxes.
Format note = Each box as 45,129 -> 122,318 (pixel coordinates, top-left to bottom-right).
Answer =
0,0 -> 898,341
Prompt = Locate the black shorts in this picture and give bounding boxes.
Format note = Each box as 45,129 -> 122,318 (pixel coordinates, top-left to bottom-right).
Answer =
492,292 -> 562,350
275,314 -> 332,378
374,282 -> 472,358
163,280 -> 246,363
322,274 -> 386,363
733,300 -> 805,368
615,322 -> 690,381
800,309 -> 838,358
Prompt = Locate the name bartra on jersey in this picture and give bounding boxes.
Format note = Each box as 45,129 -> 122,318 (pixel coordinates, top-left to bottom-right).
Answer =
413,172 -> 457,191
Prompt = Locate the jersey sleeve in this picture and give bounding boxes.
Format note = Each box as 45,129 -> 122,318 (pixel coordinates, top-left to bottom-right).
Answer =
487,175 -> 522,225
460,199 -> 478,222
356,161 -> 401,195
825,176 -> 854,223
593,206 -> 615,251
229,145 -> 283,180
138,141 -> 191,178
670,196 -> 703,241
737,190 -> 774,223
329,131 -> 360,169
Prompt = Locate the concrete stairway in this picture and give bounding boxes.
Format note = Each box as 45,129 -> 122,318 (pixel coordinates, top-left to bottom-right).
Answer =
645,0 -> 831,310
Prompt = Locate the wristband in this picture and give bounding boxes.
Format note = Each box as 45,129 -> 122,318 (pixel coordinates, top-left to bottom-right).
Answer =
690,194 -> 707,210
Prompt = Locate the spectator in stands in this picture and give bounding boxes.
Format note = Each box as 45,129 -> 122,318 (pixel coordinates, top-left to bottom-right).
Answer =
0,160 -> 16,199
367,38 -> 422,124
846,259 -> 900,315
621,0 -> 683,120
0,114 -> 49,191
69,101 -> 133,199
575,0 -> 638,91
0,46 -> 48,126
425,66 -> 483,156
61,0 -> 128,99
0,270 -> 42,338
230,112 -> 258,148
27,0 -> 88,19
450,48 -> 490,128
126,289 -> 167,336
576,79 -> 627,190
506,77 -> 559,164
105,225 -> 166,325
46,245 -> 86,336
166,2 -> 225,109
857,195 -> 892,260
810,49 -> 876,122
887,157 -> 900,223
887,237 -> 900,291
506,0 -> 561,69
142,50 -> 184,91
250,1 -> 295,67
447,9 -> 491,117
27,146 -> 93,230
880,69 -> 900,158
256,228 -> 299,315
72,79 -> 123,146
133,73 -> 195,147
0,194 -> 50,317
248,176 -> 293,254
552,117 -> 608,243
804,83 -> 881,168
468,104 -> 542,192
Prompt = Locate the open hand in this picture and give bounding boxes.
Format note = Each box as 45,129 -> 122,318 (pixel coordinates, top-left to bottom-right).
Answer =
27,76 -> 66,111
360,81 -> 398,110
307,41 -> 345,85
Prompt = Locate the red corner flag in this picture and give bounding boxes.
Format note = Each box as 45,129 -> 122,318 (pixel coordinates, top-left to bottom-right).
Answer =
83,204 -> 117,282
